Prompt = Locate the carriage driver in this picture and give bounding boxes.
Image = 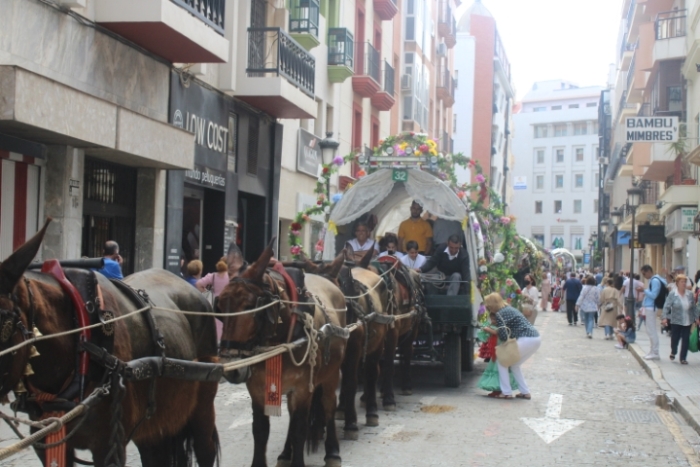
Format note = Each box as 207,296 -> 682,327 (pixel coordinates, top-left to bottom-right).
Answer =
417,234 -> 469,296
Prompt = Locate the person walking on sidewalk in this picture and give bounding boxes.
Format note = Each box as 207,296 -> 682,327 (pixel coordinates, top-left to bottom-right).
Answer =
662,274 -> 700,365
576,276 -> 601,338
484,293 -> 541,400
540,270 -> 552,312
599,278 -> 621,340
638,264 -> 668,360
563,272 -> 583,326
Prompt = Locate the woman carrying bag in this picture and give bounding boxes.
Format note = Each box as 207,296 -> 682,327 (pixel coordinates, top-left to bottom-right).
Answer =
662,274 -> 700,365
484,293 -> 541,400
599,278 -> 620,340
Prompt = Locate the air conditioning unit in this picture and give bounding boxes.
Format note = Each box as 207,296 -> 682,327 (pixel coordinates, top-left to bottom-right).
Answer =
401,74 -> 412,90
437,43 -> 447,57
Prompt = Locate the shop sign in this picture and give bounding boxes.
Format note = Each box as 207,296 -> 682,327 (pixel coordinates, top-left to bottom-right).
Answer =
583,253 -> 590,264
513,176 -> 527,190
625,116 -> 678,142
169,71 -> 229,189
665,207 -> 698,237
185,164 -> 226,189
297,129 -> 321,177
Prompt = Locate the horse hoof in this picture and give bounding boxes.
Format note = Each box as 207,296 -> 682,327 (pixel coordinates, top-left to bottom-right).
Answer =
275,460 -> 292,467
344,428 -> 359,440
335,410 -> 345,421
365,415 -> 379,427
325,456 -> 342,467
400,389 -> 413,396
383,404 -> 396,412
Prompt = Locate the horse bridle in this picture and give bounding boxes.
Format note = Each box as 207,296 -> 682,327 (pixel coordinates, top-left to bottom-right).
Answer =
0,279 -> 35,394
221,274 -> 282,351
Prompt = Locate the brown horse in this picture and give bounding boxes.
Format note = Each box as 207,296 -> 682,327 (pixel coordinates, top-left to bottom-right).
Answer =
0,222 -> 220,466
218,241 -> 348,467
300,248 -> 392,438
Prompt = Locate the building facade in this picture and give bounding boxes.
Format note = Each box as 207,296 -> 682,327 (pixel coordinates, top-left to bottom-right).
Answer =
453,0 -> 513,201
511,81 -> 604,263
603,0 -> 698,275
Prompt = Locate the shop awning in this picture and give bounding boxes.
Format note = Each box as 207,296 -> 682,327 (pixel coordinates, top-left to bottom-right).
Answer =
642,161 -> 674,182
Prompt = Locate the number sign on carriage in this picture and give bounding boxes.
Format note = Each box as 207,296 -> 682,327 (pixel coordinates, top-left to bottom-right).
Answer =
625,116 -> 678,142
392,169 -> 408,182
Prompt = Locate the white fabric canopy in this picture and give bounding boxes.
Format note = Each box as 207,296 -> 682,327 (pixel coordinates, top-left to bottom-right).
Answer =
323,169 -> 468,259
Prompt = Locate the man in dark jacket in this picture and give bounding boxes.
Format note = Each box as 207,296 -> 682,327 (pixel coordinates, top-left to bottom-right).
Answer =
563,272 -> 583,326
418,235 -> 469,295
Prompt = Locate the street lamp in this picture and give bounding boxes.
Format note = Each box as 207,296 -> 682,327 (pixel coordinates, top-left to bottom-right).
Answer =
319,132 -> 339,198
624,187 -> 643,324
610,208 -> 622,290
590,232 -> 598,270
600,219 -> 609,274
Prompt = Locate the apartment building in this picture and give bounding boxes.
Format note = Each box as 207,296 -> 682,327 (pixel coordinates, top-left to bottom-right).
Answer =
511,81 -> 603,262
604,0 -> 698,274
453,0 -> 514,201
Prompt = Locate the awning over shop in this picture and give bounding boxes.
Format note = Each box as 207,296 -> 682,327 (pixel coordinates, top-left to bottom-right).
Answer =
642,161 -> 674,182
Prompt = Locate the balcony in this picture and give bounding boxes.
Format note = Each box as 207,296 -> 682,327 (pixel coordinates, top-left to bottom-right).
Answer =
616,91 -> 636,124
370,61 -> 396,111
328,28 -> 354,84
289,0 -> 320,51
352,42 -> 381,98
94,0 -> 229,63
620,39 -> 638,69
373,0 -> 398,21
438,0 -> 457,48
437,71 -> 456,107
653,10 -> 686,63
658,184 -> 700,217
237,28 -> 316,119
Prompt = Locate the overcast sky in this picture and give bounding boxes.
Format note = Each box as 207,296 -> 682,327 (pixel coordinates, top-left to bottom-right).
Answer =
456,0 -> 624,100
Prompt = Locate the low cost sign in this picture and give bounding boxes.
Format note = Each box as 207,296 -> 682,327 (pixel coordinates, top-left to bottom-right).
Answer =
625,116 -> 678,142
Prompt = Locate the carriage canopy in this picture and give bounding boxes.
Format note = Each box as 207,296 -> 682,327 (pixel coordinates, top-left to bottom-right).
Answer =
322,168 -> 469,260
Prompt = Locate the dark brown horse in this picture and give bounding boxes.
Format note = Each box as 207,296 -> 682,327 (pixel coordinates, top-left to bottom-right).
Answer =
0,222 -> 220,466
300,248 -> 392,438
218,241 -> 348,467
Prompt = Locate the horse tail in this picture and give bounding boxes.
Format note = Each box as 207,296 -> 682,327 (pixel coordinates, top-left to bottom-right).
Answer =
306,384 -> 325,454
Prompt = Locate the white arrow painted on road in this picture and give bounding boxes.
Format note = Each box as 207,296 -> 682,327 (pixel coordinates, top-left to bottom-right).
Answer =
521,394 -> 584,444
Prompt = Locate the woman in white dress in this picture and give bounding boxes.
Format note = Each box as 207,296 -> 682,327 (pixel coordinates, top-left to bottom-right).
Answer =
346,221 -> 379,260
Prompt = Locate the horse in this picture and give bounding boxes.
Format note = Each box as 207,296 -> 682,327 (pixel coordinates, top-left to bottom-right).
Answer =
218,240 -> 348,467
0,220 -> 220,466
298,247 -> 393,438
344,249 -> 424,406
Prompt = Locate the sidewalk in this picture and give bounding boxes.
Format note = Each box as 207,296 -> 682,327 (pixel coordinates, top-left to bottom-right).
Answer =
629,316 -> 700,434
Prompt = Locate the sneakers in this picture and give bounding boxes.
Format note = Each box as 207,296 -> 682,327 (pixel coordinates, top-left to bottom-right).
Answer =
614,344 -> 624,349
644,354 -> 660,360
587,333 -> 592,339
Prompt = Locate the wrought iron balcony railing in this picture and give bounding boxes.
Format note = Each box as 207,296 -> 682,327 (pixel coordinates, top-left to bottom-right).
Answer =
171,0 -> 225,35
383,61 -> 395,95
438,70 -> 456,97
355,41 -> 381,83
328,28 -> 354,67
656,9 -> 686,40
626,52 -> 636,91
289,0 -> 320,37
247,28 -> 316,97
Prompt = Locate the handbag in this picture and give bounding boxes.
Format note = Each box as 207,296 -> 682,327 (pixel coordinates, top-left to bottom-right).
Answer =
603,301 -> 615,312
495,317 -> 521,367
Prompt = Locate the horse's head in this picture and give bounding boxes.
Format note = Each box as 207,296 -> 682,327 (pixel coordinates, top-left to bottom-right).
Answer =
0,219 -> 51,397
219,238 -> 279,348
302,251 -> 345,283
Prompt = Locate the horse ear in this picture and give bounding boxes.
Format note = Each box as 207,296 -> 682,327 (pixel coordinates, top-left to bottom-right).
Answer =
227,242 -> 245,278
0,218 -> 51,294
244,237 -> 276,281
344,245 -> 354,262
327,251 -> 345,278
303,260 -> 319,274
358,243 -> 375,269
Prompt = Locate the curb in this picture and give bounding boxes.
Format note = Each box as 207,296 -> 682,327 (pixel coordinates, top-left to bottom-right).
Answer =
629,343 -> 700,436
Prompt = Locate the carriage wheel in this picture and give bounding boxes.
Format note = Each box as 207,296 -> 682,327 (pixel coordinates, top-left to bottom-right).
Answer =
444,333 -> 461,387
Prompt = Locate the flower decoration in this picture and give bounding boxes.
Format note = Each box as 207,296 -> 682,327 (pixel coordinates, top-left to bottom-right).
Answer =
331,193 -> 343,204
332,155 -> 344,166
475,174 -> 485,183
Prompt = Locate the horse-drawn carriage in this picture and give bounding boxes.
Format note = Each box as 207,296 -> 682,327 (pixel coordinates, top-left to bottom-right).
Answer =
321,163 -> 482,387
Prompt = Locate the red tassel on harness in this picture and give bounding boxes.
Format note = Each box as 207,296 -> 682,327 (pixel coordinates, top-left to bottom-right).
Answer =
43,411 -> 67,467
264,354 -> 283,416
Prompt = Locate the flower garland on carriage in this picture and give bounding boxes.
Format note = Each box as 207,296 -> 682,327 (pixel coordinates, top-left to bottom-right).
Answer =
286,132 -> 547,319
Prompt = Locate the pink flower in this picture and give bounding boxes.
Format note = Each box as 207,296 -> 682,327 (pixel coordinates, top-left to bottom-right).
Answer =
290,246 -> 302,255
500,216 -> 511,225
475,174 -> 485,183
291,230 -> 301,236
457,191 -> 466,199
332,155 -> 344,166
505,278 -> 514,286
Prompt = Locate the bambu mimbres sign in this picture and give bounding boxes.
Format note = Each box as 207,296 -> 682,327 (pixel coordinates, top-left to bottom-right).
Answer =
625,116 -> 678,142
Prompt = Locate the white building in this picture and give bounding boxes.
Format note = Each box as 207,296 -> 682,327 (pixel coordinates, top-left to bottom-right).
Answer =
511,80 -> 604,261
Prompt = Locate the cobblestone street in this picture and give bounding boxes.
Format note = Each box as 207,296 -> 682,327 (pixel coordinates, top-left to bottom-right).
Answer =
3,311 -> 700,466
